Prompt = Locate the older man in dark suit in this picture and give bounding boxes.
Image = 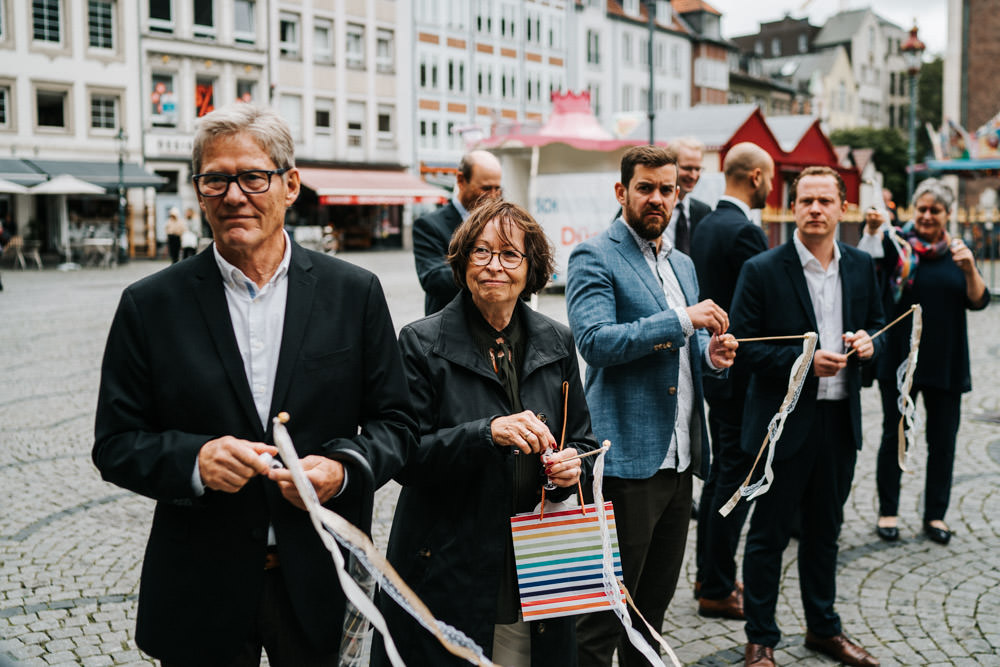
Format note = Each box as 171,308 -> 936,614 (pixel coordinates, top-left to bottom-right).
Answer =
690,142 -> 773,620
730,166 -> 884,667
93,103 -> 416,666
668,137 -> 712,254
413,149 -> 502,314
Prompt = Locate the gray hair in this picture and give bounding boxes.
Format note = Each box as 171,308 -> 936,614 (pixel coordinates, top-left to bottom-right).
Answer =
192,103 -> 295,174
912,178 -> 955,211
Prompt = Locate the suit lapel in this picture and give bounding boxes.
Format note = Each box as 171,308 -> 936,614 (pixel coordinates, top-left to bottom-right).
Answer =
609,220 -> 669,310
192,251 -> 263,436
781,241 -> 819,331
269,243 -> 316,426
837,242 -> 856,327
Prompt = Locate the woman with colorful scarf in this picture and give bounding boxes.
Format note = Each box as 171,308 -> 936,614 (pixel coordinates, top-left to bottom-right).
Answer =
859,179 -> 989,545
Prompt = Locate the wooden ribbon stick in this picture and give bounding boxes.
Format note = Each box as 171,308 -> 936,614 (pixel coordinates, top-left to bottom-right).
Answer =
719,332 -> 818,517
541,381 -> 582,520
895,304 -> 923,471
271,414 -> 499,667
735,334 -> 814,344
845,304 -> 920,358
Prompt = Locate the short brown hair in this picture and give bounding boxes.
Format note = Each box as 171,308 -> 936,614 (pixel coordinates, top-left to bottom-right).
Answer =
447,199 -> 555,296
620,145 -> 677,189
790,166 -> 846,204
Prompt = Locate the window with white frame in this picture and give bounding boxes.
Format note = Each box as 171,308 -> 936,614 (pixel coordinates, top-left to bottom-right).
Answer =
236,79 -> 255,103
314,98 -> 333,134
278,94 -> 302,141
90,93 -> 118,129
376,29 -> 393,73
623,0 -> 639,15
656,42 -> 665,71
346,24 -> 364,69
33,0 -> 61,43
672,93 -> 681,109
0,2 -> 5,40
149,0 -> 172,33
0,86 -> 10,128
314,19 -> 333,63
622,85 -> 632,112
88,1 -> 114,50
279,13 -> 300,58
195,76 -> 215,117
588,83 -> 600,116
622,33 -> 632,64
36,89 -> 67,128
346,101 -> 364,148
671,45 -> 681,76
448,59 -> 465,92
193,0 -> 214,38
377,104 -> 393,145
234,0 -> 255,44
150,72 -> 177,126
639,38 -> 648,66
798,33 -> 808,53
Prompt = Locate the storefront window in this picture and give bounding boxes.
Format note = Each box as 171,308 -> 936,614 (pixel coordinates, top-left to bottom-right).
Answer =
151,73 -> 177,127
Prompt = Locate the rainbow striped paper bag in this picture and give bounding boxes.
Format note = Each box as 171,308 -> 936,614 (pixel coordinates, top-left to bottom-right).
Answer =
510,502 -> 623,621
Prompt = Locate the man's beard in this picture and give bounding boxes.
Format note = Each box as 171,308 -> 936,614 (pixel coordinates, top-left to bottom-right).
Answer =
625,205 -> 668,241
751,184 -> 769,210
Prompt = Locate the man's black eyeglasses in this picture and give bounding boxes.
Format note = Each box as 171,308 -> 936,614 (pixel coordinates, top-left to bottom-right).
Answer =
192,168 -> 291,197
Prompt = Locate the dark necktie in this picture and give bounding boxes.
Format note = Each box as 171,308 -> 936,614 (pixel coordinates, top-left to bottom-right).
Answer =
675,205 -> 690,254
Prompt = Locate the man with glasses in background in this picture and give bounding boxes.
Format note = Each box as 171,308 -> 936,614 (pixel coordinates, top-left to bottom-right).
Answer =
413,149 -> 503,315
668,137 -> 712,255
93,103 -> 416,666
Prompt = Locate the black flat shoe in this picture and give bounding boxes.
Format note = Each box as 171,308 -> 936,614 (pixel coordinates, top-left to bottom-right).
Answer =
876,524 -> 899,541
924,522 -> 952,545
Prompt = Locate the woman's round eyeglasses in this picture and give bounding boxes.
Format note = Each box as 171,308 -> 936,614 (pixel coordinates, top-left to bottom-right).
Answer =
192,168 -> 290,197
469,246 -> 525,269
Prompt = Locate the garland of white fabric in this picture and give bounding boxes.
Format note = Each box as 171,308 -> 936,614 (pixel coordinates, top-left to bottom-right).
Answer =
271,417 -> 497,667
591,442 -> 681,667
719,332 -> 818,517
895,304 -> 923,471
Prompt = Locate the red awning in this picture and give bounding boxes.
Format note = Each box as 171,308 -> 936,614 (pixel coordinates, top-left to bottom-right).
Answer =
298,167 -> 448,206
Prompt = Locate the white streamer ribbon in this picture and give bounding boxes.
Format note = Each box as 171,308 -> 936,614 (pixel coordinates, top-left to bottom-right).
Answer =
591,442 -> 681,667
719,332 -> 818,517
895,304 -> 923,471
271,416 -> 497,667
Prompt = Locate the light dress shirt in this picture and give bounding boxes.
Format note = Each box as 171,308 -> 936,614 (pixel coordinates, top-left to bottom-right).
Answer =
452,195 -> 471,221
793,231 -> 847,401
717,195 -> 752,220
624,220 -> 716,473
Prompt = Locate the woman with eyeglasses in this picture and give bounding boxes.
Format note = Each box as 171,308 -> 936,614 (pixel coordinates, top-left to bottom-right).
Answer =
860,179 -> 989,545
373,199 -> 598,667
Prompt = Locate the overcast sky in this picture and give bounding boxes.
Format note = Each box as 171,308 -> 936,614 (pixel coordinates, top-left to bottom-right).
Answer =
711,0 -> 947,58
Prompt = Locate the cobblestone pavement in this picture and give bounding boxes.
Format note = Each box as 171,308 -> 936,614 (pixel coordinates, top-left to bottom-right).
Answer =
2,251 -> 999,666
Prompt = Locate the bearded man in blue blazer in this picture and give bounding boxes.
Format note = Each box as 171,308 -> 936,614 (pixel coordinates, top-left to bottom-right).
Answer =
567,145 -> 738,667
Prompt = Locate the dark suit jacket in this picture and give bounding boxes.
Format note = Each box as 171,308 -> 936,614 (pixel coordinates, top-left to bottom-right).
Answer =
691,200 -> 768,402
729,240 -> 885,460
93,243 -> 416,665
413,201 -> 463,315
686,196 -> 712,240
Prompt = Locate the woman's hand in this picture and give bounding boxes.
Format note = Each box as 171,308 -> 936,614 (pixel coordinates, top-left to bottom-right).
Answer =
951,238 -> 976,274
542,447 -> 583,488
491,410 -> 556,455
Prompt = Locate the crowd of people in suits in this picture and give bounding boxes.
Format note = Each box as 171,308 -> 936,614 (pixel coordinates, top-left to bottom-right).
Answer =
92,101 -> 988,667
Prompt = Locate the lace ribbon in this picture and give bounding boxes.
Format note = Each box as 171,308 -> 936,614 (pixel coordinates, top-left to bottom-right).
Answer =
271,417 -> 498,667
719,332 -> 818,517
895,304 -> 923,471
591,441 -> 682,667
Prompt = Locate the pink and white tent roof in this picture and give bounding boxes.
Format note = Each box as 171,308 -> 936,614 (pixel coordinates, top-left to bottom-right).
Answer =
477,91 -> 643,152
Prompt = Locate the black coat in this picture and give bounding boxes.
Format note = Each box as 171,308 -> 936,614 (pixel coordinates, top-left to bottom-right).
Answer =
690,199 -> 768,403
92,245 -> 416,665
730,240 -> 885,458
413,201 -> 463,315
373,295 -> 598,666
687,195 -> 713,239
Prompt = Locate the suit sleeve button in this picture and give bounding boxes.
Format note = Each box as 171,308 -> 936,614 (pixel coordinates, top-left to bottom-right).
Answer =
668,386 -> 677,395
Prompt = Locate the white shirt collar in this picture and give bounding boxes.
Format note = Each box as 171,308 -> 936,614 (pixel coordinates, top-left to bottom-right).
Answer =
718,195 -> 752,219
792,229 -> 840,269
452,195 -> 470,221
212,230 -> 292,293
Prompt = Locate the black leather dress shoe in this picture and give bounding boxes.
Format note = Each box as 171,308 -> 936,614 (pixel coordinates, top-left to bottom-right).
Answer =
876,524 -> 899,541
924,522 -> 952,545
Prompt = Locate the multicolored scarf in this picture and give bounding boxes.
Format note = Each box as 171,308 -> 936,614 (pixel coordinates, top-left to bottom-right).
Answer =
888,222 -> 949,303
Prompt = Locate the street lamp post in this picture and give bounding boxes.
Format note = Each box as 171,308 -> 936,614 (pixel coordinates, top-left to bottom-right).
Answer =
901,23 -> 926,204
645,0 -> 655,146
116,127 -> 128,264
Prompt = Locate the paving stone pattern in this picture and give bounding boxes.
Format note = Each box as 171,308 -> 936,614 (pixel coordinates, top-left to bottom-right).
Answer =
2,252 -> 998,666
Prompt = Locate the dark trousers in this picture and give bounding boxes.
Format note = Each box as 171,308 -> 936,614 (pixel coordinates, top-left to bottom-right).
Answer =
876,382 -> 961,522
167,235 -> 181,263
696,396 -> 754,600
577,468 -> 692,667
162,569 -> 338,667
743,400 -> 856,647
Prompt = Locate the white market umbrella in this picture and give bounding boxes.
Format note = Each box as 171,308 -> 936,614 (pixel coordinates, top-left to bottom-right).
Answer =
0,177 -> 28,194
28,174 -> 106,195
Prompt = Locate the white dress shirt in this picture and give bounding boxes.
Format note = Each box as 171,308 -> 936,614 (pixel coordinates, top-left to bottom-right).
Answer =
793,231 -> 847,400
